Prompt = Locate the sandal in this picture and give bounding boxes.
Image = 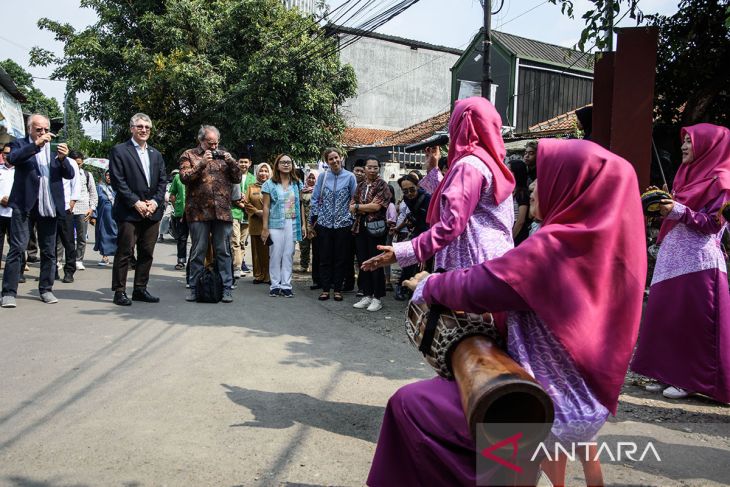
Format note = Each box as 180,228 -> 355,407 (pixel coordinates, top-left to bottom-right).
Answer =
318,292 -> 330,301
333,292 -> 343,302
174,263 -> 185,270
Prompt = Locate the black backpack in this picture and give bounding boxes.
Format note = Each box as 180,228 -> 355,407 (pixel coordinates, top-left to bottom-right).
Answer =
195,267 -> 223,303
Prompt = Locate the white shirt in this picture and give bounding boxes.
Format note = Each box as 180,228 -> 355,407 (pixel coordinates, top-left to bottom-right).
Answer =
0,164 -> 15,218
132,138 -> 151,186
62,159 -> 81,211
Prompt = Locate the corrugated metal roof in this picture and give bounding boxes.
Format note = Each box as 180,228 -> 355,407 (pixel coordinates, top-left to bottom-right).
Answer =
492,30 -> 594,73
0,66 -> 27,103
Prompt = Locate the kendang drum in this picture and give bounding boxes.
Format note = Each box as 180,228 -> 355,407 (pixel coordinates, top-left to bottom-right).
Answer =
641,189 -> 672,216
404,301 -> 554,441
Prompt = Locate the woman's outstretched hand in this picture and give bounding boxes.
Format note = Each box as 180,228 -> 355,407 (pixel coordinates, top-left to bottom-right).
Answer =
361,245 -> 396,271
403,271 -> 431,291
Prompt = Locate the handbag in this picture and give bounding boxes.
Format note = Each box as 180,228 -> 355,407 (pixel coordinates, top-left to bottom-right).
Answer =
365,219 -> 387,238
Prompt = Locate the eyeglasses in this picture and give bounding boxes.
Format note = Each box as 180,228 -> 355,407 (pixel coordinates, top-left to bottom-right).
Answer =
34,127 -> 51,133
402,187 -> 418,194
133,125 -> 151,131
279,160 -> 293,166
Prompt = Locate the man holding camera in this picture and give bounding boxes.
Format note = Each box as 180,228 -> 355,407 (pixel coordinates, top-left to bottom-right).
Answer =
1,114 -> 76,308
179,125 -> 242,303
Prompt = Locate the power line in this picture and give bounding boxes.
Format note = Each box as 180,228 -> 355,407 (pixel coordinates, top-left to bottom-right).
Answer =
497,0 -> 549,29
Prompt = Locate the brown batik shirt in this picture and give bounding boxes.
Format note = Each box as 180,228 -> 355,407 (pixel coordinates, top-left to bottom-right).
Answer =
179,146 -> 242,222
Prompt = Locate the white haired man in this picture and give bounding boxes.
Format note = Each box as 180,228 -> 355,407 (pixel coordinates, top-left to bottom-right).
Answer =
1,114 -> 75,308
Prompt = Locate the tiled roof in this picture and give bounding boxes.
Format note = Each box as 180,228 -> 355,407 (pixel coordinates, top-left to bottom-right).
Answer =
374,111 -> 451,147
492,30 -> 594,73
527,104 -> 591,136
341,127 -> 396,147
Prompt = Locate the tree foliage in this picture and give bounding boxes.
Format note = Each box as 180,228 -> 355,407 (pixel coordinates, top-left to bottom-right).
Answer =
0,59 -> 62,119
647,0 -> 729,126
550,0 -> 644,51
30,0 -> 357,165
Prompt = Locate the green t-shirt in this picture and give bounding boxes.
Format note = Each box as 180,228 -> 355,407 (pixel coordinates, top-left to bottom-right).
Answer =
232,171 -> 256,222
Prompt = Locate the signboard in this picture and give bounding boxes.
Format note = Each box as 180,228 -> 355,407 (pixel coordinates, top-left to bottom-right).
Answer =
0,87 -> 25,139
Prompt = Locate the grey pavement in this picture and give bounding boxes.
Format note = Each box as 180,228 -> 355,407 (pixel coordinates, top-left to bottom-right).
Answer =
1,238 -> 729,486
0,239 -> 431,486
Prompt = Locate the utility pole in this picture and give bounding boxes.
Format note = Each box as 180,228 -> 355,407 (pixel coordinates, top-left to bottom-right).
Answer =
606,0 -> 615,51
482,0 -> 492,101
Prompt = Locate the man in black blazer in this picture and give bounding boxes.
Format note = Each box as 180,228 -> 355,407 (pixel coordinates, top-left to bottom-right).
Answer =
1,114 -> 75,308
108,112 -> 167,306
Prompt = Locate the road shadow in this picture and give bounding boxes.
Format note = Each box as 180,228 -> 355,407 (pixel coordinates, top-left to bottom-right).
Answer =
599,434 -> 730,485
1,477 -> 141,487
222,384 -> 384,444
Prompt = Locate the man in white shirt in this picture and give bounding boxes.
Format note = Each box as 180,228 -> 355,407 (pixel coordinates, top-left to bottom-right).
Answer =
0,143 -> 15,270
55,152 -> 80,282
69,150 -> 98,269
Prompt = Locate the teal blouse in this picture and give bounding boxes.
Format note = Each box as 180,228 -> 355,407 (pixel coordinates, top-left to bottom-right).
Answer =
261,179 -> 303,241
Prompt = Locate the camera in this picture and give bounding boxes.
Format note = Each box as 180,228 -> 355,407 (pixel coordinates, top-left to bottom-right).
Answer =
210,150 -> 226,160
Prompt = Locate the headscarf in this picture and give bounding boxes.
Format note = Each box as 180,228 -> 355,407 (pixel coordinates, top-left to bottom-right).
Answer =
426,97 -> 514,226
99,169 -> 115,204
255,163 -> 272,185
658,123 -> 730,243
575,106 -> 593,140
302,169 -> 319,193
488,139 -> 647,414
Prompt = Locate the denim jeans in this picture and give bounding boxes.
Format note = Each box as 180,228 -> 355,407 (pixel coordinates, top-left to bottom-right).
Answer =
2,208 -> 57,297
188,220 -> 233,291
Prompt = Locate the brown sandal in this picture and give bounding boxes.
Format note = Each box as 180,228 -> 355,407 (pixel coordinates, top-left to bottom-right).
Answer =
333,292 -> 343,301
318,292 -> 330,301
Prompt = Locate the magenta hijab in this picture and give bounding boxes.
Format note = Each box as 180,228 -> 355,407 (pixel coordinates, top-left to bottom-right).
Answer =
488,139 -> 647,414
426,97 -> 514,225
658,123 -> 730,242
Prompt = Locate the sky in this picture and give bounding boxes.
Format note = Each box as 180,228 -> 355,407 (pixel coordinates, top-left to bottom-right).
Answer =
1,0 -> 680,139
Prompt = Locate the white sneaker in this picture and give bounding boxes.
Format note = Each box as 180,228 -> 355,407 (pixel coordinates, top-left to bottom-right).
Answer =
367,298 -> 383,312
76,261 -> 86,270
662,386 -> 691,399
353,296 -> 372,309
233,270 -> 242,279
644,382 -> 667,393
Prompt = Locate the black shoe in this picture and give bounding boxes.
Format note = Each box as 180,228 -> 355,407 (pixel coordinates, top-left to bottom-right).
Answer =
18,275 -> 26,284
132,288 -> 160,303
62,274 -> 74,283
113,291 -> 132,306
309,283 -> 322,290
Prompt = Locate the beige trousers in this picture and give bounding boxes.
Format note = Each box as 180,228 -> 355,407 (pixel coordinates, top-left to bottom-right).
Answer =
231,220 -> 250,269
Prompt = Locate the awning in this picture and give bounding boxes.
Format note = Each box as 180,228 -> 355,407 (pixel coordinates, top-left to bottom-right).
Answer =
84,158 -> 109,170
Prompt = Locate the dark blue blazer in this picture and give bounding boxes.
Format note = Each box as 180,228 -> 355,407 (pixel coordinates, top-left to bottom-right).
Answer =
108,140 -> 167,222
7,137 -> 75,215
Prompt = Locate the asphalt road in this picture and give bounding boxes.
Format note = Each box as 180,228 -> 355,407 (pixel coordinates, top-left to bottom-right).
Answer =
1,238 -> 729,486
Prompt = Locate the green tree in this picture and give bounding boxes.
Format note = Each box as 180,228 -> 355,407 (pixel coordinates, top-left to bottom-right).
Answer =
647,0 -> 729,126
30,0 -> 356,165
0,59 -> 62,119
60,85 -> 87,147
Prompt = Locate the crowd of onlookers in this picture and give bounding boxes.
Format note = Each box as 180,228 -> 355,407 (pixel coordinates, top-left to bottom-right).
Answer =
0,112 -> 539,310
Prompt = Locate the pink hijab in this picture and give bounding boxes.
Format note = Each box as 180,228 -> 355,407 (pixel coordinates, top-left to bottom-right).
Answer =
488,139 -> 647,414
658,123 -> 730,242
426,97 -> 514,225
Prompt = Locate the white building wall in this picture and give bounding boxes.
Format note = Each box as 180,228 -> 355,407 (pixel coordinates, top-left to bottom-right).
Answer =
338,35 -> 459,131
282,0 -> 318,15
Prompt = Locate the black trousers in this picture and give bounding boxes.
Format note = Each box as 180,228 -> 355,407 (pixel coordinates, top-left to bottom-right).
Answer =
354,230 -> 387,299
1,208 -> 57,297
0,215 -> 10,266
26,218 -> 38,259
56,211 -> 77,278
317,225 -> 352,293
112,219 -> 160,292
172,216 -> 189,263
344,233 -> 356,290
311,235 -> 320,285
